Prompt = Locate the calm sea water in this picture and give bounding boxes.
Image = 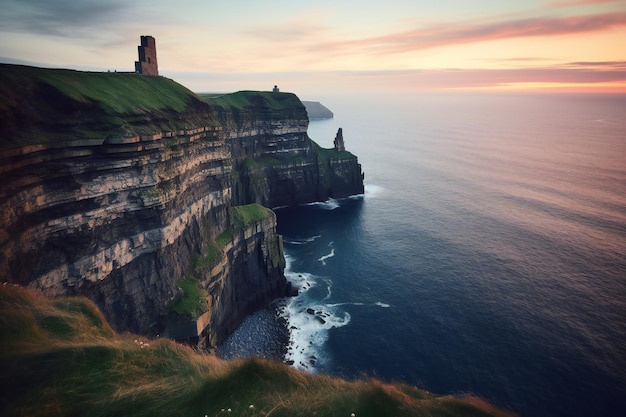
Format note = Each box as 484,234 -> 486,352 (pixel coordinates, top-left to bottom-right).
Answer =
219,92 -> 626,417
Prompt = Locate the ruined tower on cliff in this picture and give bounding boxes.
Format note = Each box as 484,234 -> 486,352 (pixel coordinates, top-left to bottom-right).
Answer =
135,36 -> 159,76
334,128 -> 345,152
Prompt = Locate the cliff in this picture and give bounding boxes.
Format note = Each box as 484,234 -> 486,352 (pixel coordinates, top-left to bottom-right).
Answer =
201,92 -> 364,208
0,64 -> 363,346
0,65 -> 281,342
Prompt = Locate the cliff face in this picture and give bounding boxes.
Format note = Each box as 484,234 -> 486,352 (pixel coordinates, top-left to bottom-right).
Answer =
1,121 -> 233,333
162,204 -> 289,346
200,206 -> 289,346
203,92 -> 364,208
0,65 -> 363,345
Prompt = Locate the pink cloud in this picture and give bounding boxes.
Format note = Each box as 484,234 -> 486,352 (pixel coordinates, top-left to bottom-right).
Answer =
550,0 -> 623,8
313,12 -> 626,57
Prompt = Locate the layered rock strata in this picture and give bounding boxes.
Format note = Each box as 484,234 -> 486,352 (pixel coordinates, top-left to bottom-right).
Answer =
1,125 -> 234,333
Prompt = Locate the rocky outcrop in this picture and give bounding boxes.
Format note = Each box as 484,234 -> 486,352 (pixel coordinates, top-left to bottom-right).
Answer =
204,91 -> 364,208
0,65 -> 363,346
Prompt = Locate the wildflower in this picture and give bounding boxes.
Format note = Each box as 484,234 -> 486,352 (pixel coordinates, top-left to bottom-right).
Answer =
249,405 -> 255,410
227,408 -> 232,413
351,414 -> 356,417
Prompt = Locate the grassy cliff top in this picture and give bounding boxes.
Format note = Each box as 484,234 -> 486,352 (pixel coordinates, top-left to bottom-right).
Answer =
0,64 -> 214,151
0,285 -> 514,417
0,64 -> 197,114
199,91 -> 306,115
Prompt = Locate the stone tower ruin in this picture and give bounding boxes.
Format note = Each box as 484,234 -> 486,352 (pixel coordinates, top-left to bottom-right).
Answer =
135,36 -> 159,76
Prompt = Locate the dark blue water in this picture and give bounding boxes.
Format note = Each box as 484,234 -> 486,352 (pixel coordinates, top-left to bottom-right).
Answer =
221,93 -> 626,417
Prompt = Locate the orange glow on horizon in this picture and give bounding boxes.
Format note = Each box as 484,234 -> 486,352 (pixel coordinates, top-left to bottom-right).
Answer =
447,81 -> 626,94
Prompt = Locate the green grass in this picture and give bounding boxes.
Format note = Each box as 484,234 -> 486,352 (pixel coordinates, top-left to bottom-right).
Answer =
0,286 -> 516,417
0,64 -> 195,114
311,139 -> 358,162
193,242 -> 224,270
167,277 -> 209,317
188,204 -> 274,274
214,203 -> 274,250
241,156 -> 281,169
199,91 -> 304,113
230,203 -> 274,228
0,64 -> 214,151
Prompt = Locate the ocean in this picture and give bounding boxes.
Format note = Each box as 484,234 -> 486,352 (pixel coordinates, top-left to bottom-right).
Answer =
218,92 -> 626,417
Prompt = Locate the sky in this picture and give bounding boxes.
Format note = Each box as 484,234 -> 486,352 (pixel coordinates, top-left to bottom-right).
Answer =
1,0 -> 625,96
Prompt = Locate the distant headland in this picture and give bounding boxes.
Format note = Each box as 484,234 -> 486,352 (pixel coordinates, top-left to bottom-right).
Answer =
302,100 -> 334,120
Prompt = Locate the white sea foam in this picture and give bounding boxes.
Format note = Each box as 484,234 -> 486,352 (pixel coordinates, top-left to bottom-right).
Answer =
308,198 -> 340,210
326,301 -> 389,308
281,258 -> 350,372
318,249 -> 335,265
327,302 -> 366,307
284,235 -> 322,245
364,184 -> 384,198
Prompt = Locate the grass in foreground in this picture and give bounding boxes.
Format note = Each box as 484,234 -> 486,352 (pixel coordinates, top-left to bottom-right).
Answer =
0,285 -> 515,417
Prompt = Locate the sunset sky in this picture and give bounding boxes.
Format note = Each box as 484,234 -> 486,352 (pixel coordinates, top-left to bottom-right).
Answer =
1,0 -> 625,95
